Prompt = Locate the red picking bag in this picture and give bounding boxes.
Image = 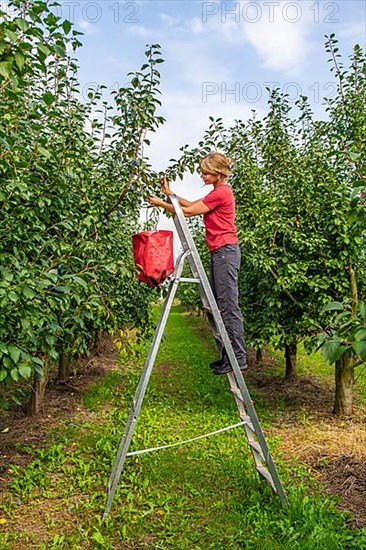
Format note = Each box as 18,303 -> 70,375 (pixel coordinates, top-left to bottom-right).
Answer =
132,230 -> 175,287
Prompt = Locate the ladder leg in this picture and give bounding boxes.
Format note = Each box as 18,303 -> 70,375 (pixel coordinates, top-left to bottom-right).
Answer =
170,196 -> 287,506
103,254 -> 187,519
227,373 -> 287,506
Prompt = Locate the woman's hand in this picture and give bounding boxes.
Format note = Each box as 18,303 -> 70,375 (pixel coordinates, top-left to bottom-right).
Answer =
148,195 -> 163,207
161,175 -> 172,197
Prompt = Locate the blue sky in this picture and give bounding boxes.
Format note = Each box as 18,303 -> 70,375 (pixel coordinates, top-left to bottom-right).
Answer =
58,0 -> 365,176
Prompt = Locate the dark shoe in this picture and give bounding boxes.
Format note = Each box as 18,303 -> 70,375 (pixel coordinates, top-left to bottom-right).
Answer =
213,362 -> 248,375
209,358 -> 224,369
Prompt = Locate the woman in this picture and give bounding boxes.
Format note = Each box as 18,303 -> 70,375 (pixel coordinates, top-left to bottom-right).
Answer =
148,152 -> 247,375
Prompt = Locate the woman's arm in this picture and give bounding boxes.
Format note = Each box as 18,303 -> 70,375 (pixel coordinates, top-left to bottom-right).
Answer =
148,197 -> 175,214
148,196 -> 210,217
160,176 -> 202,207
182,200 -> 210,217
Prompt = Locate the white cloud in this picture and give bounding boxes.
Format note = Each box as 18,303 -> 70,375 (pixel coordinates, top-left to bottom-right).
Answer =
339,21 -> 366,44
78,20 -> 99,36
244,18 -> 310,75
186,0 -> 314,76
126,24 -> 152,38
163,38 -> 230,86
148,88 -> 265,174
160,13 -> 181,28
191,17 -> 205,34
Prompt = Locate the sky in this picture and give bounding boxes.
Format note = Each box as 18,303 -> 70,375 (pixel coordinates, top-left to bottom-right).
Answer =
50,0 -> 364,236
50,1 -> 364,175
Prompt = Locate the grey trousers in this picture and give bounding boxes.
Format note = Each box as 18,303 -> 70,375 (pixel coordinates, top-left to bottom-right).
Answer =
210,244 -> 247,366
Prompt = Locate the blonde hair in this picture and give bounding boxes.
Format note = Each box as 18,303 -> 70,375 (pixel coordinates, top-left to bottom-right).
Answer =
200,152 -> 233,178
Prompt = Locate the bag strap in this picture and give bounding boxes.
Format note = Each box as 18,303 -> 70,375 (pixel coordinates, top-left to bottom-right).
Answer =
144,205 -> 159,231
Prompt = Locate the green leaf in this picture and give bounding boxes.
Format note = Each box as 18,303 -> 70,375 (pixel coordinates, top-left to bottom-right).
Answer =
0,61 -> 13,79
4,29 -> 18,43
2,269 -> 13,282
34,364 -> 44,377
354,329 -> 366,342
321,339 -> 348,364
45,270 -> 58,283
8,291 -> 19,303
53,44 -> 66,56
321,301 -> 344,313
15,18 -> 29,32
42,92 -> 55,106
359,302 -> 366,322
10,368 -> 19,382
348,151 -> 361,162
22,286 -> 35,299
38,146 -> 51,159
62,20 -> 72,34
0,370 -> 7,382
3,356 -> 13,370
37,43 -> 51,57
12,395 -> 22,406
73,276 -> 87,289
14,51 -> 25,71
353,341 -> 366,361
9,345 -> 21,364
92,532 -> 105,545
19,365 -> 32,379
45,334 -> 56,347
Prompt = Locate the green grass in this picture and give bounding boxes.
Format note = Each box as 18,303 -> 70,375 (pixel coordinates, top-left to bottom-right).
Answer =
1,306 -> 366,549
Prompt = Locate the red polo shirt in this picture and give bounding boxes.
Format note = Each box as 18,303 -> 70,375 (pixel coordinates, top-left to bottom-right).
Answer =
202,184 -> 239,252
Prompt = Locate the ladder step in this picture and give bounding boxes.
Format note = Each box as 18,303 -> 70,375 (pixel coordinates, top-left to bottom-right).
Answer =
256,465 -> 277,491
179,277 -> 200,283
248,440 -> 265,460
230,387 -> 245,401
239,414 -> 254,431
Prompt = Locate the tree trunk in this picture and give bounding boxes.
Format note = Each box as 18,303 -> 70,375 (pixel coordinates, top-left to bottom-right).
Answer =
333,353 -> 354,416
284,341 -> 297,378
27,360 -> 48,416
256,348 -> 264,364
93,330 -> 101,354
58,353 -> 70,381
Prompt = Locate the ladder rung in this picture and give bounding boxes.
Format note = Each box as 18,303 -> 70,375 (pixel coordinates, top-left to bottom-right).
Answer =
256,465 -> 276,491
239,415 -> 255,431
242,415 -> 253,426
179,277 -> 200,283
230,387 -> 244,401
248,440 -> 265,460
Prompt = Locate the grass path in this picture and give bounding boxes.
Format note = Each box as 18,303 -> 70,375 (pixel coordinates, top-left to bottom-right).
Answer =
1,306 -> 366,549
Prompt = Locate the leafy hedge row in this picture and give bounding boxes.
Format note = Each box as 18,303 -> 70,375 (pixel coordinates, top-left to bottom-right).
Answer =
0,0 -> 162,407
171,37 -> 366,414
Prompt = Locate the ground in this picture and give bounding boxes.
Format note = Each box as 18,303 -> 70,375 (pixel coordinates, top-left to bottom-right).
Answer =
1,331 -> 366,531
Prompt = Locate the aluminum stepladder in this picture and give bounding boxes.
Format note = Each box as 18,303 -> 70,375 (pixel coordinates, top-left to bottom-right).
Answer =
103,194 -> 287,519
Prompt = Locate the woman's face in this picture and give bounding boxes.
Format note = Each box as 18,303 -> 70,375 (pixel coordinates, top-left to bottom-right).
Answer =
200,171 -> 221,186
